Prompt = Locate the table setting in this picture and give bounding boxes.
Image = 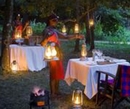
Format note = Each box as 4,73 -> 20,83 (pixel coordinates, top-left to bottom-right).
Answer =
64,49 -> 130,99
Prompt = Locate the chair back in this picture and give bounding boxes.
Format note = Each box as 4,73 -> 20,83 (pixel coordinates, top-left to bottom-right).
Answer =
119,65 -> 130,97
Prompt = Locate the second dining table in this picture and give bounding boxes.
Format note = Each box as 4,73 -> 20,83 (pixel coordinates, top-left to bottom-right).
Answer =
10,44 -> 47,72
64,57 -> 129,99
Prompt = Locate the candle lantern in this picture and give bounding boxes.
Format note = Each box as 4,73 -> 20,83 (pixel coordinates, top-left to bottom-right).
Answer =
89,19 -> 94,28
62,25 -> 67,35
26,26 -> 33,37
11,60 -> 18,73
74,23 -> 79,34
14,29 -> 22,39
80,43 -> 87,61
44,42 -> 59,61
72,89 -> 83,108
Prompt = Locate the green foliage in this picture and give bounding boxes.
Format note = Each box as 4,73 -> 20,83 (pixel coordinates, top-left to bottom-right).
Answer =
99,6 -> 124,35
94,21 -> 104,40
31,20 -> 46,35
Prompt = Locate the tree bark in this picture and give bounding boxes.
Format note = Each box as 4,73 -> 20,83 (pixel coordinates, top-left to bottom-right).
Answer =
74,0 -> 80,52
1,0 -> 13,71
89,11 -> 95,51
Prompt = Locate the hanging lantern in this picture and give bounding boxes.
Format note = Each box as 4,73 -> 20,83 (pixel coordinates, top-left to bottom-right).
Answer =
62,25 -> 67,35
80,43 -> 87,61
14,29 -> 22,39
89,19 -> 94,28
26,26 -> 33,37
11,60 -> 18,73
74,23 -> 79,34
44,42 -> 59,61
72,89 -> 83,108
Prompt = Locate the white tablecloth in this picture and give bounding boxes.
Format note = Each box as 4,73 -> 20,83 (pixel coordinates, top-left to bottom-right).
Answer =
10,44 -> 47,71
65,57 -> 129,99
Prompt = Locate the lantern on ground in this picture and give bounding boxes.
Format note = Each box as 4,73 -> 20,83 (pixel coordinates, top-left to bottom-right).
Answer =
11,60 -> 18,73
72,89 -> 83,108
26,26 -> 33,37
62,25 -> 67,35
80,43 -> 87,61
44,42 -> 59,61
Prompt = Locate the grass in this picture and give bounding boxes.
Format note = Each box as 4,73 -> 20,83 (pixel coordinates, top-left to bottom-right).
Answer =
0,41 -> 130,109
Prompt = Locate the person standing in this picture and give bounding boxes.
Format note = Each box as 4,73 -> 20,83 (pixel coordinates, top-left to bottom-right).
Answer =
41,13 -> 83,97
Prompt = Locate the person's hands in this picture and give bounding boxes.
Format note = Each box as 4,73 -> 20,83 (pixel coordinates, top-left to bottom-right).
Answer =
76,34 -> 84,39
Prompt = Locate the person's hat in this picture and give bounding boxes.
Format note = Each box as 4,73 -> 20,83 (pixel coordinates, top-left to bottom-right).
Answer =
48,13 -> 59,20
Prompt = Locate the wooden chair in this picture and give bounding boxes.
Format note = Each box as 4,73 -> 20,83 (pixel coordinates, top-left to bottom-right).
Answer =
96,65 -> 130,109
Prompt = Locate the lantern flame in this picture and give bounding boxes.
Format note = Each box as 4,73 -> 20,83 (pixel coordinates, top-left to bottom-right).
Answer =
45,46 -> 52,59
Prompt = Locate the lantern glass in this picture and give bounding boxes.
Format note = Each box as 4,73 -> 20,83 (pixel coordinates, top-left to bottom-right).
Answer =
89,19 -> 94,27
44,45 -> 52,60
80,44 -> 87,61
51,46 -> 57,57
14,30 -> 22,39
72,89 -> 83,108
62,25 -> 67,34
26,26 -> 33,37
44,43 -> 59,61
74,23 -> 79,34
11,60 -> 18,73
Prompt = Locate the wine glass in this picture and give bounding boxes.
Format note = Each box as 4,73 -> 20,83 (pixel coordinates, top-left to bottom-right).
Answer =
96,49 -> 103,59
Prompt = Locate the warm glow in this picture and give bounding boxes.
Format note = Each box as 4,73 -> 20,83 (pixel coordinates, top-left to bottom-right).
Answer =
74,96 -> 80,105
62,25 -> 67,33
81,44 -> 87,57
89,19 -> 94,27
26,26 -> 33,36
51,46 -> 57,57
72,89 -> 83,107
14,30 -> 22,39
74,23 -> 79,34
45,46 -> 52,59
11,60 -> 18,73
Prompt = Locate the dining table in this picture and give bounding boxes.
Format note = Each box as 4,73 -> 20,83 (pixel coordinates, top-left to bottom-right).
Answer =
9,44 -> 47,72
64,57 -> 130,99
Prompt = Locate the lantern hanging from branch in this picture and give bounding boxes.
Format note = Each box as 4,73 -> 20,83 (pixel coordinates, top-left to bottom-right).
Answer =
72,88 -> 83,108
62,25 -> 67,35
26,26 -> 33,37
44,42 -> 59,61
89,19 -> 94,28
74,23 -> 79,34
80,43 -> 87,61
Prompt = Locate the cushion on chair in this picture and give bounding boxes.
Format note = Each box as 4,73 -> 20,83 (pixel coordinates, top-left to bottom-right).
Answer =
120,65 -> 130,97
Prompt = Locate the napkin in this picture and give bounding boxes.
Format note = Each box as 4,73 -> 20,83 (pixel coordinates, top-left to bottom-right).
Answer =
97,61 -> 115,65
86,61 -> 97,66
112,59 -> 126,63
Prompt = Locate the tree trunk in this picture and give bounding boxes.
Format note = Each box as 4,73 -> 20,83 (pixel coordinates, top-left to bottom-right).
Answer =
85,13 -> 91,45
74,0 -> 80,52
1,0 -> 13,71
89,11 -> 95,51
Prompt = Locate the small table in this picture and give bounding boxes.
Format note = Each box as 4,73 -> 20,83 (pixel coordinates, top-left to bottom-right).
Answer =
65,57 -> 129,99
10,44 -> 47,71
